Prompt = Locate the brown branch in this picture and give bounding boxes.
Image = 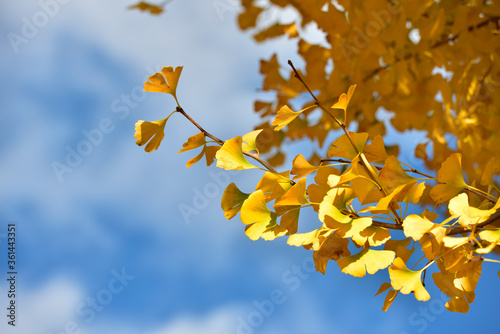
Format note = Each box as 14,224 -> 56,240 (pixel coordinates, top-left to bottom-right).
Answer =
371,220 -> 403,230
176,107 -> 289,181
322,158 -> 436,179
447,209 -> 500,236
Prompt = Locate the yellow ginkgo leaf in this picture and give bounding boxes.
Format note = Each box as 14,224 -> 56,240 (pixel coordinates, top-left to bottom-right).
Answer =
307,166 -> 340,211
480,157 -> 497,186
177,132 -> 206,153
240,190 -> 272,225
448,193 -> 498,226
388,257 -> 430,301
185,149 -> 205,168
313,235 -> 350,274
430,153 -> 468,203
287,228 -> 322,250
337,249 -> 395,278
375,282 -> 392,296
245,218 -> 285,241
255,171 -> 292,200
144,66 -> 183,98
403,214 -> 435,241
216,136 -> 257,170
433,271 -> 475,313
242,129 -> 263,153
280,209 -> 300,235
274,178 -> 309,208
384,238 -> 414,264
327,132 -> 369,160
331,84 -> 357,111
204,146 -> 220,166
359,182 -> 416,215
479,228 -> 500,244
382,289 -> 399,312
331,84 -> 357,121
290,154 -> 319,180
272,105 -> 313,131
363,135 -> 389,163
134,118 -> 168,152
351,225 -> 391,247
379,156 -> 415,193
221,183 -> 250,220
442,236 -> 469,248
128,2 -> 164,15
272,105 -> 300,131
319,199 -> 352,225
415,142 -> 428,160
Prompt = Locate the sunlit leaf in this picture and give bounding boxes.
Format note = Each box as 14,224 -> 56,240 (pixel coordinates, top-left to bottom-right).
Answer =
337,249 -> 395,277
433,270 -> 476,313
280,209 -> 300,235
403,214 -> 435,241
389,258 -> 430,301
240,190 -> 272,225
178,132 -> 206,153
448,193 -> 497,226
245,217 -> 286,241
331,84 -> 357,121
216,136 -> 258,170
363,135 -> 389,163
384,238 -> 414,264
430,153 -> 468,203
274,177 -> 309,207
313,235 -> 350,274
134,118 -> 168,152
287,228 -> 322,250
328,132 -> 369,160
272,105 -> 312,131
144,66 -> 183,98
379,156 -> 415,192
291,154 -> 319,179
242,129 -> 263,153
352,225 -> 391,247
221,183 -> 250,220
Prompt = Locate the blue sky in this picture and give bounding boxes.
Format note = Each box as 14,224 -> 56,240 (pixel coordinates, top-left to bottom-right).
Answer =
0,1 -> 498,333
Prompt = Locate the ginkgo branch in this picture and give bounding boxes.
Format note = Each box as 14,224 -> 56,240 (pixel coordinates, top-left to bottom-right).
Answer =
465,186 -> 498,204
289,60 -> 403,224
175,107 -> 289,181
447,209 -> 500,236
322,158 -> 437,179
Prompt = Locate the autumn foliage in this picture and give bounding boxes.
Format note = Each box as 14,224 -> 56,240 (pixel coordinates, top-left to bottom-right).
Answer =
130,0 -> 500,313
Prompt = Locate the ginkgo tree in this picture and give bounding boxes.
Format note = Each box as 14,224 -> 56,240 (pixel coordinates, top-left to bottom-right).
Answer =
128,0 -> 500,313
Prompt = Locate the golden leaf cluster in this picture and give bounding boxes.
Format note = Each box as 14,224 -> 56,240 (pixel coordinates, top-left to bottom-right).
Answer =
131,0 -> 500,313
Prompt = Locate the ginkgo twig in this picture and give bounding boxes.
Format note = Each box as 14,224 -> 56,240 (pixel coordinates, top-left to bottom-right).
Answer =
176,106 -> 223,145
465,186 -> 498,203
371,220 -> 403,230
322,158 -> 437,179
447,209 -> 500,236
175,106 -> 289,181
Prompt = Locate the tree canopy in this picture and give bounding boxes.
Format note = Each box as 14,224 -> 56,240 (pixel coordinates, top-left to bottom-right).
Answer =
129,0 -> 500,313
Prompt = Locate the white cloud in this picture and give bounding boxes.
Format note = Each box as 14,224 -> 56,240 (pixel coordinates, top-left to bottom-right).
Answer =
0,277 -> 84,334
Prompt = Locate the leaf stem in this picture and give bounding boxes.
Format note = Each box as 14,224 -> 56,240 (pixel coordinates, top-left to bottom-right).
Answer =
465,186 -> 498,203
